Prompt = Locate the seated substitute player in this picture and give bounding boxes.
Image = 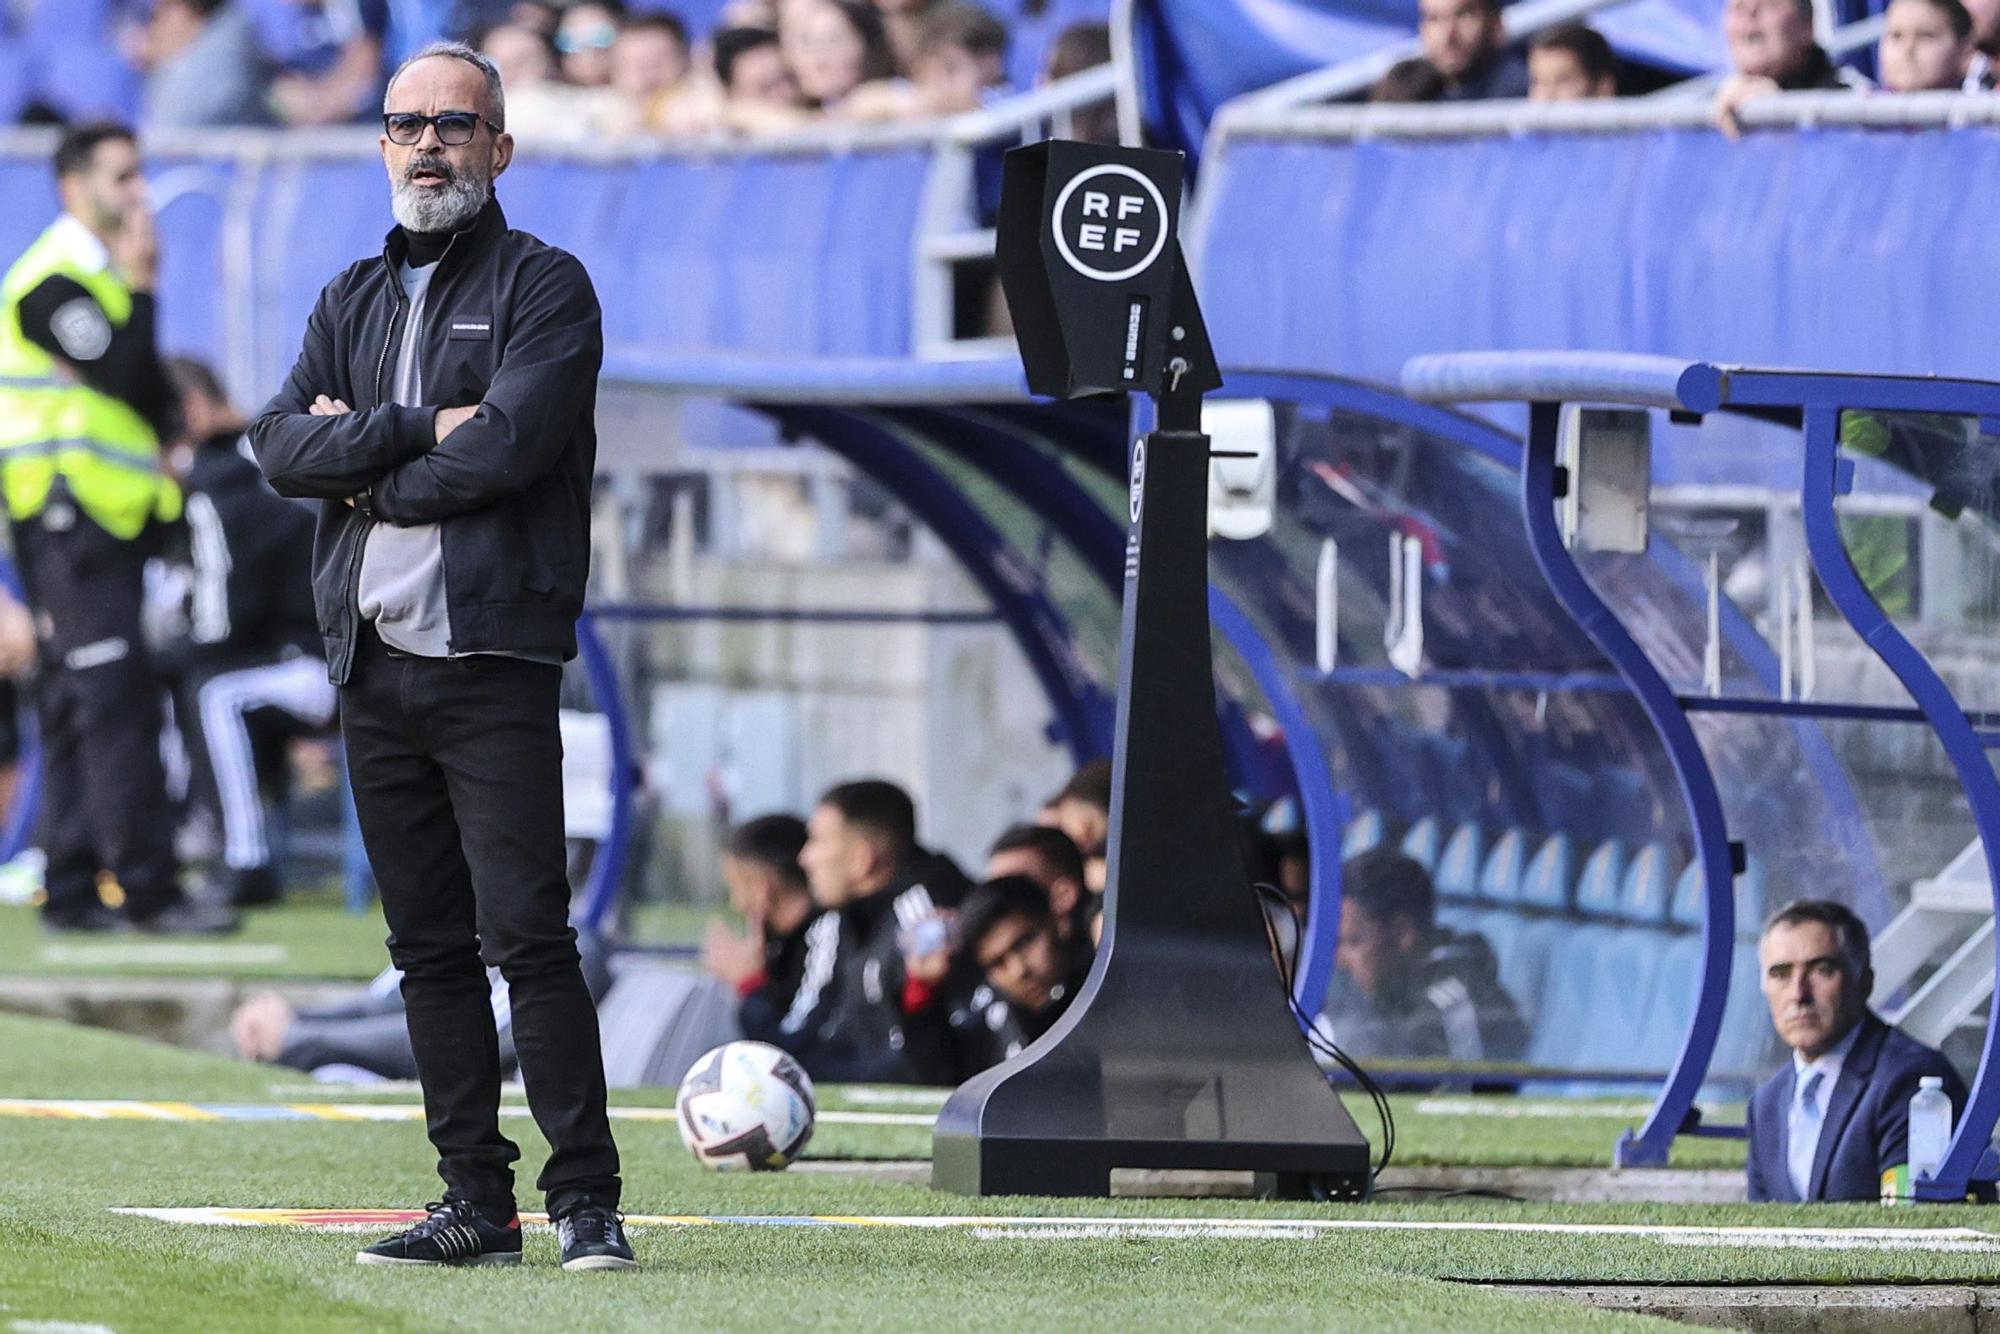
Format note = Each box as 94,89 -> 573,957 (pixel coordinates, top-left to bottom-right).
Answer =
700,813 -> 823,1044
161,357 -> 331,907
984,822 -> 1089,943
775,778 -> 970,1083
1746,899 -> 1968,1202
910,874 -> 1093,1076
1322,847 -> 1527,1065
230,929 -> 613,1081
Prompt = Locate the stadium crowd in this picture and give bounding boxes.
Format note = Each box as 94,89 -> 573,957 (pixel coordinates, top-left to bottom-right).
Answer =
0,0 -> 1114,138
1367,0 -> 1998,125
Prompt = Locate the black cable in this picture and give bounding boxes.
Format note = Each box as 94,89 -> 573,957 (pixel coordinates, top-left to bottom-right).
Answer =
1253,880 -> 1396,1181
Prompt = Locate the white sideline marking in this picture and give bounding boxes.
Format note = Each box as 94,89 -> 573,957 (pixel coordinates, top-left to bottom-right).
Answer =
40,943 -> 288,967
110,1208 -> 2000,1253
836,1088 -> 952,1108
10,1322 -> 116,1334
0,1098 -> 932,1128
1413,1098 -> 1724,1121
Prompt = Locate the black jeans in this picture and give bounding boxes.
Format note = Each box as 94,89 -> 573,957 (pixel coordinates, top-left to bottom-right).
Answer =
14,510 -> 180,922
340,628 -> 619,1217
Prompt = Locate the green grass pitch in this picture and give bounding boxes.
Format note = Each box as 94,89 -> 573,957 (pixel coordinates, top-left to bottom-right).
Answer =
3,1013 -> 1994,1331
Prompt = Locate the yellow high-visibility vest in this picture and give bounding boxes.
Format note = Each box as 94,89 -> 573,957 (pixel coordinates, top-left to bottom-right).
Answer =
0,215 -> 180,540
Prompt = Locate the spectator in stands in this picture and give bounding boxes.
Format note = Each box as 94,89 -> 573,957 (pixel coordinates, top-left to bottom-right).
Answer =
1041,20 -> 1115,143
844,2 -> 1006,120
477,21 -> 588,140
1043,757 -> 1109,891
252,0 -> 391,126
1879,0 -> 1976,91
1960,0 -> 1999,84
1417,0 -> 1528,99
555,0 -> 623,87
135,0 -> 271,127
159,357 -> 329,908
1714,0 -> 1865,137
479,18 -> 557,89
985,822 -> 1088,943
1323,847 -> 1527,1064
1369,56 -> 1446,102
1527,21 -> 1619,100
782,0 -> 896,112
867,0 -> 934,75
701,813 -> 822,1045
1746,899 -> 1968,1202
910,3 -> 1006,113
714,24 -> 806,121
924,874 -> 1093,1074
773,778 -> 970,1082
603,13 -> 692,133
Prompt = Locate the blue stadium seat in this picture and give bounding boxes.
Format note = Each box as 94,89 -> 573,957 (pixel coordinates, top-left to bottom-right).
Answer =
1398,816 -> 1441,873
28,41 -> 136,120
1634,858 -> 1777,1083
1618,843 -> 1675,926
0,41 -> 28,123
1712,859 -> 1776,1082
1492,834 -> 1577,1027
1475,828 -> 1527,906
1432,822 -> 1484,930
1342,809 -> 1383,860
1526,839 -> 1633,1074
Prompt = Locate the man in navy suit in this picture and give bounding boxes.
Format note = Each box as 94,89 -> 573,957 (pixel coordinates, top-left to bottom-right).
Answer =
1745,899 -> 1966,1203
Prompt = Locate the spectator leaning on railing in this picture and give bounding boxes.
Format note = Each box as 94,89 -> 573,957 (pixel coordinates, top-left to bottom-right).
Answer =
1418,0 -> 1529,99
1369,56 -> 1448,102
603,13 -> 693,133
781,0 -> 896,113
1879,0 -> 1976,91
1961,0 -> 2000,84
555,0 -> 624,88
1714,0 -> 1867,138
134,0 -> 271,128
1527,21 -> 1619,100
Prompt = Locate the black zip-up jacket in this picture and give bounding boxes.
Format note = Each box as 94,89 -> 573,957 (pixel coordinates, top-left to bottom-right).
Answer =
246,200 -> 600,684
774,850 -> 972,1085
176,434 -> 320,673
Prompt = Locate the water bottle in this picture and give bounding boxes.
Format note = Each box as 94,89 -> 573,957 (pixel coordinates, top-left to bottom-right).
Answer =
1908,1075 -> 1953,1185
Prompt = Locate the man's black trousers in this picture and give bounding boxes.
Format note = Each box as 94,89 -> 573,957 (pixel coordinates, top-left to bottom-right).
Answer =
340,628 -> 619,1218
13,509 -> 180,923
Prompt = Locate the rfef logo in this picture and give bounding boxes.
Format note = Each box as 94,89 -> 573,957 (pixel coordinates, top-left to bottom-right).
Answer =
1051,164 -> 1169,283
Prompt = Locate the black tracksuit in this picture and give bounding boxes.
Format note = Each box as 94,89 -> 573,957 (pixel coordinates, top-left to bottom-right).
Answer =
248,200 -> 615,1220
736,908 -> 822,1047
12,264 -> 181,925
774,851 -> 971,1084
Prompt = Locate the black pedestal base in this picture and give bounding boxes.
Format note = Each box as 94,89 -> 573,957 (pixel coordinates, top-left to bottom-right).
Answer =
930,428 -> 1372,1200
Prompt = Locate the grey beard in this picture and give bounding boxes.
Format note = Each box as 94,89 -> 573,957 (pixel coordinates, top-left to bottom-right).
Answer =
389,171 -> 490,233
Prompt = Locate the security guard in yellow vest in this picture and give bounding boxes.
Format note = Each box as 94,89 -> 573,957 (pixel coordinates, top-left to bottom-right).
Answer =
0,122 -> 233,935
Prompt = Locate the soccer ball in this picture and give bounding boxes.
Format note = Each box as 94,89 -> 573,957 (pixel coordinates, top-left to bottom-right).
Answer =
675,1041 -> 817,1171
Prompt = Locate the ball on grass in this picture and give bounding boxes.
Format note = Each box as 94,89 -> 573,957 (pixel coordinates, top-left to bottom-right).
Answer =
675,1040 -> 817,1171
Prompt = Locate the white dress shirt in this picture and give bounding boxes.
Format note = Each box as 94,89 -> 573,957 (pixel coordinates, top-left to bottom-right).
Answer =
1786,1021 -> 1863,1199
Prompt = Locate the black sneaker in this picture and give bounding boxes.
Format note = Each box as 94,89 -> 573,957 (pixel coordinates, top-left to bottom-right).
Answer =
356,1200 -> 522,1267
557,1206 -> 637,1272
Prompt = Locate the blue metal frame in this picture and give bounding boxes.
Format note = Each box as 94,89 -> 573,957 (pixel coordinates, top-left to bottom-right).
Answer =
1520,400 -> 1740,1167
764,404 -> 1112,763
574,610 -> 636,934
1404,351 -> 2000,1196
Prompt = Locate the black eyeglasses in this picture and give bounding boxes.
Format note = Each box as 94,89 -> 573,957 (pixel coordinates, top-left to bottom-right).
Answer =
382,111 -> 501,146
